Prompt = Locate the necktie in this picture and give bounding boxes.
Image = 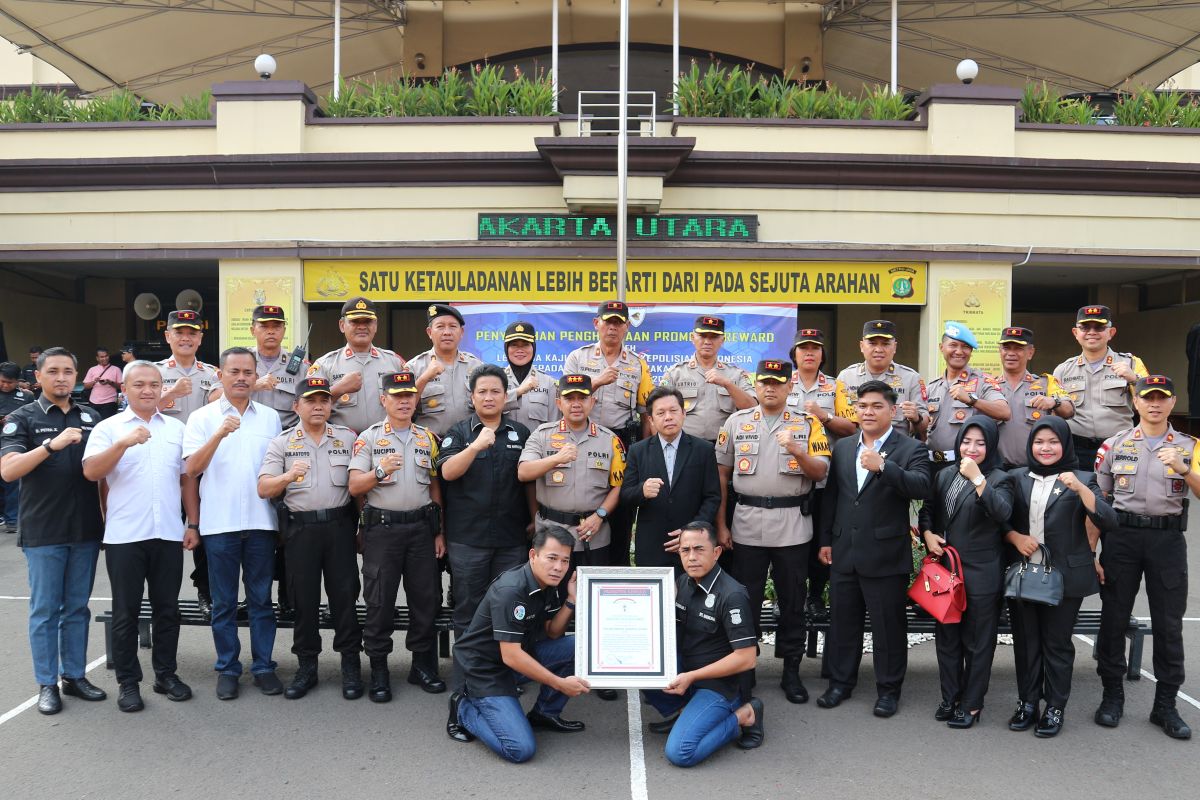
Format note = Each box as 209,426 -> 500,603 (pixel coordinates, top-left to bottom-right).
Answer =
664,441 -> 676,486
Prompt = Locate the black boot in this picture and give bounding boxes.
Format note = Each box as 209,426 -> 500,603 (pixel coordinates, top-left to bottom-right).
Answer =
780,657 -> 808,704
369,656 -> 391,703
407,650 -> 447,694
1094,682 -> 1124,728
341,653 -> 364,700
284,657 -> 318,700
1150,684 -> 1192,740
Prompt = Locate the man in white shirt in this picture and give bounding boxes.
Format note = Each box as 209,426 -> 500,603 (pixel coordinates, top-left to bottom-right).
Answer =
83,360 -> 199,712
184,347 -> 283,700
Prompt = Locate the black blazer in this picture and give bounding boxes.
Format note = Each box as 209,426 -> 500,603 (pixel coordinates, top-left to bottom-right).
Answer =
1006,468 -> 1118,599
920,468 -> 1014,596
819,431 -> 932,578
619,433 -> 721,568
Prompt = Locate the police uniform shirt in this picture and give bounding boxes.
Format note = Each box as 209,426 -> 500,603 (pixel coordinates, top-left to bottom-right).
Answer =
0,386 -> 34,420
309,345 -> 407,435
660,357 -> 753,442
1053,349 -> 1149,441
997,372 -> 1070,467
349,420 -> 438,511
562,344 -> 654,433
788,370 -> 847,490
519,419 -> 626,551
251,347 -> 303,430
452,561 -> 563,699
155,357 -> 218,423
715,407 -> 830,547
0,396 -> 103,547
436,414 -> 532,549
1095,425 -> 1200,516
675,566 -> 758,700
926,367 -> 1005,455
405,348 -> 484,438
502,365 -> 561,433
833,361 -> 927,435
259,423 -> 356,512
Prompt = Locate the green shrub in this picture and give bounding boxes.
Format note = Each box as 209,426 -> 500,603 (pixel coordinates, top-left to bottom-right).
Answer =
0,86 -> 212,123
321,65 -> 554,118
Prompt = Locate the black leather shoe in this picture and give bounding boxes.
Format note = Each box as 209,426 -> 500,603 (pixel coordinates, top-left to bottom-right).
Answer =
648,711 -> 679,734
37,685 -> 61,715
1094,689 -> 1124,728
527,710 -> 586,732
369,659 -> 392,703
341,654 -> 364,700
1035,706 -> 1063,738
61,676 -> 107,701
595,689 -> 620,701
736,697 -> 765,750
407,660 -> 447,694
934,701 -> 956,722
806,595 -> 829,623
1150,704 -> 1193,740
117,682 -> 144,713
152,674 -> 193,702
253,671 -> 284,695
235,601 -> 249,621
285,660 -> 318,700
447,692 -> 475,743
873,694 -> 899,718
817,686 -> 852,709
781,657 -> 809,704
275,599 -> 294,622
196,593 -> 213,622
1009,700 -> 1037,731
216,674 -> 239,700
947,707 -> 980,729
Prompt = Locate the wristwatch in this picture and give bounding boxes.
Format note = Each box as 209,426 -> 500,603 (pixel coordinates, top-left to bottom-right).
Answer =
186,523 -> 199,531
1052,396 -> 1063,409
594,507 -> 609,520
966,393 -> 979,407
971,474 -> 986,487
42,438 -> 54,455
375,465 -> 388,481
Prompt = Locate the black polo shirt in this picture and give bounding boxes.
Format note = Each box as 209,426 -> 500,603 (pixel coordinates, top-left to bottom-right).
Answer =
0,396 -> 103,547
675,565 -> 757,700
20,363 -> 40,397
0,387 -> 34,421
452,561 -> 564,698
436,414 -> 531,548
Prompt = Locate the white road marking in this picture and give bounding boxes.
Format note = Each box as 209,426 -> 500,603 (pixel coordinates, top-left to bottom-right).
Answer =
0,654 -> 108,728
0,596 -> 112,602
627,690 -> 648,800
1074,634 -> 1200,711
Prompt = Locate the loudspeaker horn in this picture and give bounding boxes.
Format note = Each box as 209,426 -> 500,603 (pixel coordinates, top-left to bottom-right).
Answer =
176,289 -> 203,312
134,292 -> 162,321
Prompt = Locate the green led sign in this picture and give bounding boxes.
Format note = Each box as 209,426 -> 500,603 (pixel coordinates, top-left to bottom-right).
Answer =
477,214 -> 758,242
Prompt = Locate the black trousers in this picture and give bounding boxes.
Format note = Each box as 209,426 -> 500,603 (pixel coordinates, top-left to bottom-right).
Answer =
190,538 -> 210,599
733,541 -> 809,659
285,516 -> 362,658
935,591 -> 1001,711
361,519 -> 440,658
807,490 -> 829,601
447,542 -> 527,637
1010,595 -> 1085,708
104,538 -> 183,686
1071,436 -> 1105,476
827,570 -> 909,695
1097,525 -> 1188,687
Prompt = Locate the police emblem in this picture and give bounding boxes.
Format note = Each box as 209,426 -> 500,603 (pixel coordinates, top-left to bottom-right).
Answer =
513,604 -> 526,621
442,437 -> 453,448
739,443 -> 751,453
741,423 -> 755,432
788,458 -> 799,470
353,440 -> 365,455
704,594 -> 716,608
428,399 -> 439,408
717,430 -> 728,447
376,439 -> 390,447
954,410 -> 967,420
340,394 -> 351,404
81,413 -> 93,423
729,608 -> 742,625
1,422 -> 15,435
1117,475 -> 1131,489
1173,479 -> 1186,493
508,430 -> 519,442
737,457 -> 752,473
551,471 -> 565,484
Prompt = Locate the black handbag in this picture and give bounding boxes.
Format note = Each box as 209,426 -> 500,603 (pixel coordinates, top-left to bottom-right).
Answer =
1004,544 -> 1064,607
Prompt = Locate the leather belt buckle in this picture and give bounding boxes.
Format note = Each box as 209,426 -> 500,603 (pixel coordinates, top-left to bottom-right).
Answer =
930,449 -> 946,463
761,496 -> 776,509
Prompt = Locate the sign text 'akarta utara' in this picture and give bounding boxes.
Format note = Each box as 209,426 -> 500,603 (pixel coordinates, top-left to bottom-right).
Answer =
477,214 -> 758,242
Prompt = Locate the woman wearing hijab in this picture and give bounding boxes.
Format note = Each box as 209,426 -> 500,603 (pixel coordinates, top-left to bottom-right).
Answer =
1004,416 -> 1117,738
920,417 -> 1014,728
501,320 -> 560,432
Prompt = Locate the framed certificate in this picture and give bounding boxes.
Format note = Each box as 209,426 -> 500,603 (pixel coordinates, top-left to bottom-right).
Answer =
574,566 -> 677,689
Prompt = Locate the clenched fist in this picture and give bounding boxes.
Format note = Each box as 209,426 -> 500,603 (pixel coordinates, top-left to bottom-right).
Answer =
119,426 -> 151,448
643,477 -> 665,498
472,427 -> 497,451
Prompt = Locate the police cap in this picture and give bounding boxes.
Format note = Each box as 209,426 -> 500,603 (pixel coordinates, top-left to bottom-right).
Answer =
559,373 -> 593,396
755,359 -> 792,383
341,297 -> 377,320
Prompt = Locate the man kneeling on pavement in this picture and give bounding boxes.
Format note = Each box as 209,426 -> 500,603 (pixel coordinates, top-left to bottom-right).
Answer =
643,520 -> 764,766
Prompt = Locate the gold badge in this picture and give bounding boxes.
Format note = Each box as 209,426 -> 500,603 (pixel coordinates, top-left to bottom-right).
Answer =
376,439 -> 390,447
428,304 -> 437,317
1031,411 -> 1041,419
165,400 -> 175,409
428,399 -> 439,408
340,394 -> 351,403
954,410 -> 967,420
788,458 -> 799,470
717,430 -> 728,447
739,443 -> 751,453
737,457 -> 752,473
550,433 -> 566,441
623,390 -> 631,398
1117,475 -> 1131,489
683,400 -> 693,411
741,423 -> 755,432
551,471 -> 565,484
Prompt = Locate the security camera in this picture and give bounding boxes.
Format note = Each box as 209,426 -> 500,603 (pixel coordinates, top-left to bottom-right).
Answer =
254,53 -> 277,80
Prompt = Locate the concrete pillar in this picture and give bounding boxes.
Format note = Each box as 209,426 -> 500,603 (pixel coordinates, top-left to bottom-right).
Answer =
918,84 -> 1022,158
919,261 -> 1013,378
212,80 -> 316,155
218,258 -> 308,354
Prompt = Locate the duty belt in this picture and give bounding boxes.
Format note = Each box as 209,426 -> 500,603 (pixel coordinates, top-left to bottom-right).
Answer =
737,493 -> 807,510
288,505 -> 354,525
1117,511 -> 1184,531
363,502 -> 440,526
929,449 -> 956,463
539,504 -> 591,526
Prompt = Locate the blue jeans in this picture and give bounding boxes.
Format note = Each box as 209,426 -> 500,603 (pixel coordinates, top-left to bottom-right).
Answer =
457,634 -> 576,763
0,476 -> 18,524
24,541 -> 101,685
205,530 -> 277,676
644,687 -> 744,768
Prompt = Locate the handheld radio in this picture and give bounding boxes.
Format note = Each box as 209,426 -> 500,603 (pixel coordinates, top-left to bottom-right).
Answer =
285,324 -> 313,375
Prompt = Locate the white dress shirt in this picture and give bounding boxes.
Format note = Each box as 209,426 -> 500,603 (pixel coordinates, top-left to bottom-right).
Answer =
183,397 -> 281,535
660,433 -> 680,486
83,408 -> 186,545
1026,472 -> 1058,563
854,427 -> 894,492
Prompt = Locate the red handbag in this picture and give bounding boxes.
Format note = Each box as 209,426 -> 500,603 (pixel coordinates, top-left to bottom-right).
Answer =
908,546 -> 967,624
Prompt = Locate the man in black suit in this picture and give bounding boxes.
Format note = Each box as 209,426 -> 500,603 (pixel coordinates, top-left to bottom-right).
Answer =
817,380 -> 932,717
621,387 -> 721,570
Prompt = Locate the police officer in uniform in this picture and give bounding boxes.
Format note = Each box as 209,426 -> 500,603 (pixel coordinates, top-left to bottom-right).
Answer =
310,297 -> 406,435
926,322 -> 1009,470
1053,305 -> 1149,471
716,359 -> 831,705
834,320 -> 928,438
1093,375 -> 1198,740
258,377 -> 363,701
660,315 -> 756,444
501,321 -> 560,433
156,309 -> 220,617
348,371 -> 446,701
407,304 -> 484,439
996,326 -> 1074,469
563,300 -> 654,566
0,361 -> 35,534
